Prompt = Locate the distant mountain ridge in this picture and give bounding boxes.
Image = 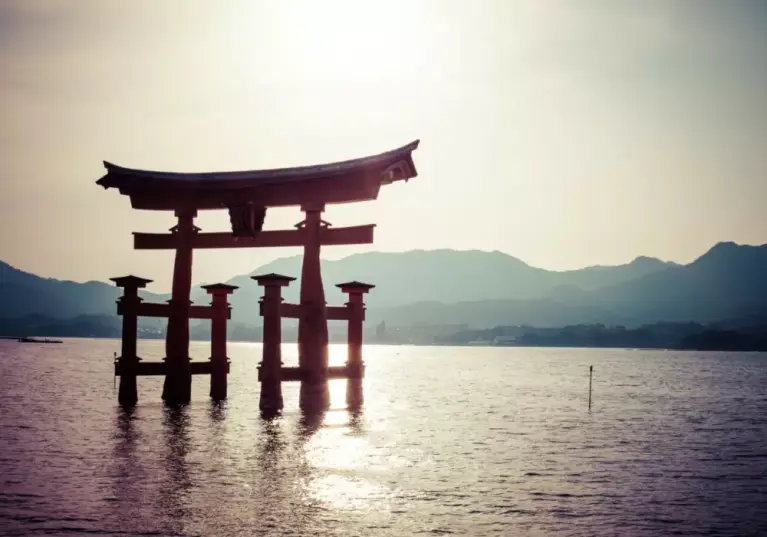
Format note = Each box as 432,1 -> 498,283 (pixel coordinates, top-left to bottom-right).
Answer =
1,242 -> 765,329
363,242 -> 767,328
0,261 -> 168,319
201,249 -> 678,310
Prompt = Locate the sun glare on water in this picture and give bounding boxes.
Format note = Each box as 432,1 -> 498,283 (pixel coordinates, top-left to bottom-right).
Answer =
306,473 -> 391,511
300,402 -> 394,511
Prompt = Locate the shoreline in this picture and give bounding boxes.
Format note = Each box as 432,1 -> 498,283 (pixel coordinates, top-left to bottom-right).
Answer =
1,335 -> 764,353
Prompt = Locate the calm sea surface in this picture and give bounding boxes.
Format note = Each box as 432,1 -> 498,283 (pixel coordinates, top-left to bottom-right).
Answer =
1,339 -> 766,536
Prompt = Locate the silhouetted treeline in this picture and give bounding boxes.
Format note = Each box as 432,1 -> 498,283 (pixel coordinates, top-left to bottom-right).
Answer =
0,314 -> 122,339
435,321 -> 767,351
1,314 -> 766,352
0,315 -> 370,344
0,314 -> 265,342
678,330 -> 767,352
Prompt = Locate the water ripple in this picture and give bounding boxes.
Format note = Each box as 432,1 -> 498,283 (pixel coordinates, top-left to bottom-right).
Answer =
1,341 -> 766,535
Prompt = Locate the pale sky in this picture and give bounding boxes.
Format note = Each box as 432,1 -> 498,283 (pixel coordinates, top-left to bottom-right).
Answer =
1,0 -> 766,292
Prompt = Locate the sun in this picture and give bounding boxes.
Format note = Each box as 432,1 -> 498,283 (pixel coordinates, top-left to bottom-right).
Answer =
265,0 -> 437,85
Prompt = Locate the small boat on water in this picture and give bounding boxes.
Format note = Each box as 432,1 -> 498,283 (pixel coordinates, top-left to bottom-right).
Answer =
17,337 -> 63,344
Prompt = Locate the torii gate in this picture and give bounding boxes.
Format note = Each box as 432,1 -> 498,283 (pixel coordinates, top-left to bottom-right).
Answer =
97,140 -> 420,407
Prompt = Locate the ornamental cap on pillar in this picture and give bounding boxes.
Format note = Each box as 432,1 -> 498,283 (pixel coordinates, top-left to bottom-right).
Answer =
336,281 -> 376,293
201,283 -> 239,294
251,273 -> 296,287
110,275 -> 153,289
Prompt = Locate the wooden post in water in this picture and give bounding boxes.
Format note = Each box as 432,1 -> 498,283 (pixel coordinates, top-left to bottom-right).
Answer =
202,283 -> 238,401
336,281 -> 375,380
588,365 -> 593,411
253,273 -> 295,414
111,275 -> 152,406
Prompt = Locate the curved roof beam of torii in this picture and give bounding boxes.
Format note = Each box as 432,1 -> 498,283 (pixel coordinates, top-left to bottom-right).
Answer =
97,140 -> 420,190
96,140 -> 420,211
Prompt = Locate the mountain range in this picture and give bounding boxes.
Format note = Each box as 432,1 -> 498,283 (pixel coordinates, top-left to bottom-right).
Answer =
1,241 -> 766,330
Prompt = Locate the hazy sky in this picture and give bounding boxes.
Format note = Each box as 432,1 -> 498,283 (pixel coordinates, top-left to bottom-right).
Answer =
1,1 -> 766,291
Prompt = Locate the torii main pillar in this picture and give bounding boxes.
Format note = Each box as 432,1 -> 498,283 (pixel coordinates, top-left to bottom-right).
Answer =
297,203 -> 329,383
162,208 -> 198,405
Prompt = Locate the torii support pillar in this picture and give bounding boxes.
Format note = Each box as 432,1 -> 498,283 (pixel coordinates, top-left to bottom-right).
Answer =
162,209 -> 198,405
297,204 -> 329,383
337,281 -> 375,379
252,273 -> 295,414
202,283 -> 238,401
111,275 -> 153,406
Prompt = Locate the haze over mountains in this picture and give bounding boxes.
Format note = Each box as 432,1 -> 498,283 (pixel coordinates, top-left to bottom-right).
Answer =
217,250 -> 679,307
1,242 -> 766,330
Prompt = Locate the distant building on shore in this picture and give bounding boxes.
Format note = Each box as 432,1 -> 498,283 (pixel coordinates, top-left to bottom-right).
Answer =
376,321 -> 387,341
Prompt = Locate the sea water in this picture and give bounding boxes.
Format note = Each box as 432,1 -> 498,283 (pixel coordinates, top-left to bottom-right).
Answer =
1,340 -> 766,536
